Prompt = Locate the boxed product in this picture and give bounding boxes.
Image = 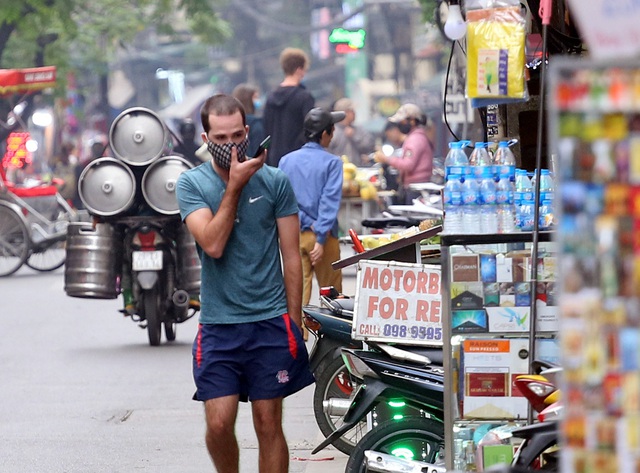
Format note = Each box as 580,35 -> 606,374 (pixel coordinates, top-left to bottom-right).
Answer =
461,339 -> 530,419
452,253 -> 481,282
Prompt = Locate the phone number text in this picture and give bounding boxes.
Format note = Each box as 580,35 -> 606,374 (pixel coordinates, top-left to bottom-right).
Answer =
383,324 -> 443,340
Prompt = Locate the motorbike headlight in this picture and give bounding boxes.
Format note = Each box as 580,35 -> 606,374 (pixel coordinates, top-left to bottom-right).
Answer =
342,350 -> 378,380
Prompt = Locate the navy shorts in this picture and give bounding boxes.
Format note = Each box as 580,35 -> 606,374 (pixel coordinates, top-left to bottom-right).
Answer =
192,314 -> 315,402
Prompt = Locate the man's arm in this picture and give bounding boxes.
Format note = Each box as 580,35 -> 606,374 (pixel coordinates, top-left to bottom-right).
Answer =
183,148 -> 265,259
277,214 -> 303,329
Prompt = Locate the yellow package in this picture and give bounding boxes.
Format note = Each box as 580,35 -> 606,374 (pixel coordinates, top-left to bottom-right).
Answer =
466,6 -> 526,99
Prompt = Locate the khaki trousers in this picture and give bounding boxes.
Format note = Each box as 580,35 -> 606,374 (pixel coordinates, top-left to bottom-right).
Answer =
300,230 -> 343,306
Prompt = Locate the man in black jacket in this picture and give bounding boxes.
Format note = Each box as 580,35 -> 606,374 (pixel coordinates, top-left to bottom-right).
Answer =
263,47 -> 315,167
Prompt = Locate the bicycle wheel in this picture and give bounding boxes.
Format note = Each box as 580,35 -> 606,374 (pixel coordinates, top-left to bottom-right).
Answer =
0,204 -> 30,276
26,239 -> 66,271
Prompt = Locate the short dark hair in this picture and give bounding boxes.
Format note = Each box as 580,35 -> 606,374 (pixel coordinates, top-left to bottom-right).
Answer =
200,94 -> 246,134
280,47 -> 309,76
305,124 -> 333,143
232,83 -> 258,115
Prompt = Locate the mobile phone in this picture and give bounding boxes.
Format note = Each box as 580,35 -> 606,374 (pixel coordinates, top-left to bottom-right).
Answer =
253,135 -> 271,159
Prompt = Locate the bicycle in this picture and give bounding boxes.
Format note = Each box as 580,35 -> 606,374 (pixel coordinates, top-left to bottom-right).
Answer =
0,170 -> 79,277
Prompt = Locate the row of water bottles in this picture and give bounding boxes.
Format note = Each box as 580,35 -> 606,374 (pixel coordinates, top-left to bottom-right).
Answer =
442,140 -> 554,234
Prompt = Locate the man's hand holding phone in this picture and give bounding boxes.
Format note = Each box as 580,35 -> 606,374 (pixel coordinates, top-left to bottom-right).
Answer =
252,135 -> 271,161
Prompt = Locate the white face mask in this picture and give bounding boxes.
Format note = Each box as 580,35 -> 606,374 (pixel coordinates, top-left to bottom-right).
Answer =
206,138 -> 249,170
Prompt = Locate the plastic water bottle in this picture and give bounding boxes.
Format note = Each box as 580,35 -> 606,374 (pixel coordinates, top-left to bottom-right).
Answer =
468,142 -> 492,179
496,174 -> 516,233
443,174 -> 463,234
493,141 -> 516,182
444,141 -> 470,178
515,169 -> 534,231
494,141 -> 516,232
479,166 -> 498,234
461,167 -> 480,233
538,169 -> 554,229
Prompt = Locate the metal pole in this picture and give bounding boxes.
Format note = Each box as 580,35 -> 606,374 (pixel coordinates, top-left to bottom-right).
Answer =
528,0 -> 552,425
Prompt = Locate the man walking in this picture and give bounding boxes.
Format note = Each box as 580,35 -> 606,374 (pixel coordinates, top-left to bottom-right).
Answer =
263,47 -> 315,167
176,94 -> 314,473
279,107 -> 345,339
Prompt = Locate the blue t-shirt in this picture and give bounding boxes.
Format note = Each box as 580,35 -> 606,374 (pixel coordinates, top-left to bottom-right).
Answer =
176,162 -> 298,325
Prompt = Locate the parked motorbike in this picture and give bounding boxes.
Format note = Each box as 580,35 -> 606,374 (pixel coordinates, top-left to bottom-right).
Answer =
311,343 -> 446,473
303,287 -> 363,454
303,286 -> 430,455
509,362 -> 562,471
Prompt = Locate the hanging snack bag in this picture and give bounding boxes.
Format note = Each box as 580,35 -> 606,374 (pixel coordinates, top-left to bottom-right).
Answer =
466,2 -> 527,100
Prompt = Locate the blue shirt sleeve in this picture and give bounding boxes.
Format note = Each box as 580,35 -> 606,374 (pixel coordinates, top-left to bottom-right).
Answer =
314,158 -> 343,245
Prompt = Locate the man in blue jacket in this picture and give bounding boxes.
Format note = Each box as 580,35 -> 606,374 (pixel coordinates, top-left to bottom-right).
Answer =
279,107 -> 345,339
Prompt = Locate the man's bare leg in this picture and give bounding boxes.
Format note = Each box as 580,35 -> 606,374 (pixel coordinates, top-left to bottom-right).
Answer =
252,398 -> 288,473
204,395 -> 240,473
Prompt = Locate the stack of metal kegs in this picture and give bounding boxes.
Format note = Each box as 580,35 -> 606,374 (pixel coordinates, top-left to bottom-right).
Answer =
78,107 -> 193,218
64,107 -> 199,300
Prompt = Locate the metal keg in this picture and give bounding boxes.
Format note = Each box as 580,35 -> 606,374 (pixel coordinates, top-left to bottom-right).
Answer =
176,224 -> 201,294
109,107 -> 170,166
78,157 -> 136,217
64,222 -> 122,299
142,155 -> 192,215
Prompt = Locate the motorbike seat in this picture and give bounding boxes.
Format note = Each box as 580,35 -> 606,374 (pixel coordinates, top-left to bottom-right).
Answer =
330,297 -> 354,314
393,345 -> 444,365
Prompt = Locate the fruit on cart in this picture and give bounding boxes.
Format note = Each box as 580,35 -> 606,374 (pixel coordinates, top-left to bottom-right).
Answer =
359,182 -> 377,200
342,179 -> 361,197
342,159 -> 361,197
343,161 -> 357,180
362,236 -> 381,249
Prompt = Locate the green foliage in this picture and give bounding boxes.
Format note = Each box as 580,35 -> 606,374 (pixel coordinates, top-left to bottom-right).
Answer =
417,0 -> 439,25
0,0 -> 230,74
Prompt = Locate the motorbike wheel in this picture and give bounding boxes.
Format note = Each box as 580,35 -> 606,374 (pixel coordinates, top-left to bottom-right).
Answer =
313,355 -> 367,455
164,321 -> 176,342
345,417 -> 445,473
143,289 -> 162,346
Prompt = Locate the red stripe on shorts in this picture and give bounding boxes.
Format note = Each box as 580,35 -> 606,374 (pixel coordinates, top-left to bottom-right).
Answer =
282,313 -> 298,359
195,324 -> 203,367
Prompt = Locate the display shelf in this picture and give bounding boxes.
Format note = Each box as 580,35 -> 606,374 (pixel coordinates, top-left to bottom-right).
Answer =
441,232 -> 557,471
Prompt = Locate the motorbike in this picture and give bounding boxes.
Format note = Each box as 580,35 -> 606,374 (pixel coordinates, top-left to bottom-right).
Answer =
303,286 -> 431,455
303,287 -> 364,454
64,107 -> 201,346
114,215 -> 200,346
311,343 -> 446,473
508,362 -> 562,471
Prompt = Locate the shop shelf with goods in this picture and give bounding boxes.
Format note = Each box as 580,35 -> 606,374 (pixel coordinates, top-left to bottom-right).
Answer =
548,57 -> 640,473
440,231 -> 558,472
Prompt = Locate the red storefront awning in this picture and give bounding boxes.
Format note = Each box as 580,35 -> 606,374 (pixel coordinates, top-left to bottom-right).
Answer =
0,66 -> 56,96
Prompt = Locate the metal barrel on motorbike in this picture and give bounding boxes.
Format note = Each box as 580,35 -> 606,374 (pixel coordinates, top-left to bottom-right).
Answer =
64,107 -> 200,346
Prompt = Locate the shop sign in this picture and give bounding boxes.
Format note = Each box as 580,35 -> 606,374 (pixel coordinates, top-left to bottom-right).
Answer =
566,0 -> 640,60
352,260 -> 442,346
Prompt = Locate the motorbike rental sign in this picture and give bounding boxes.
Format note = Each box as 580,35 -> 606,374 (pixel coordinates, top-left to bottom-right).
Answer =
352,260 -> 442,346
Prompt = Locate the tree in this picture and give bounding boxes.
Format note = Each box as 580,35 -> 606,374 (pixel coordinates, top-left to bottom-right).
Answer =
0,0 -> 229,143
